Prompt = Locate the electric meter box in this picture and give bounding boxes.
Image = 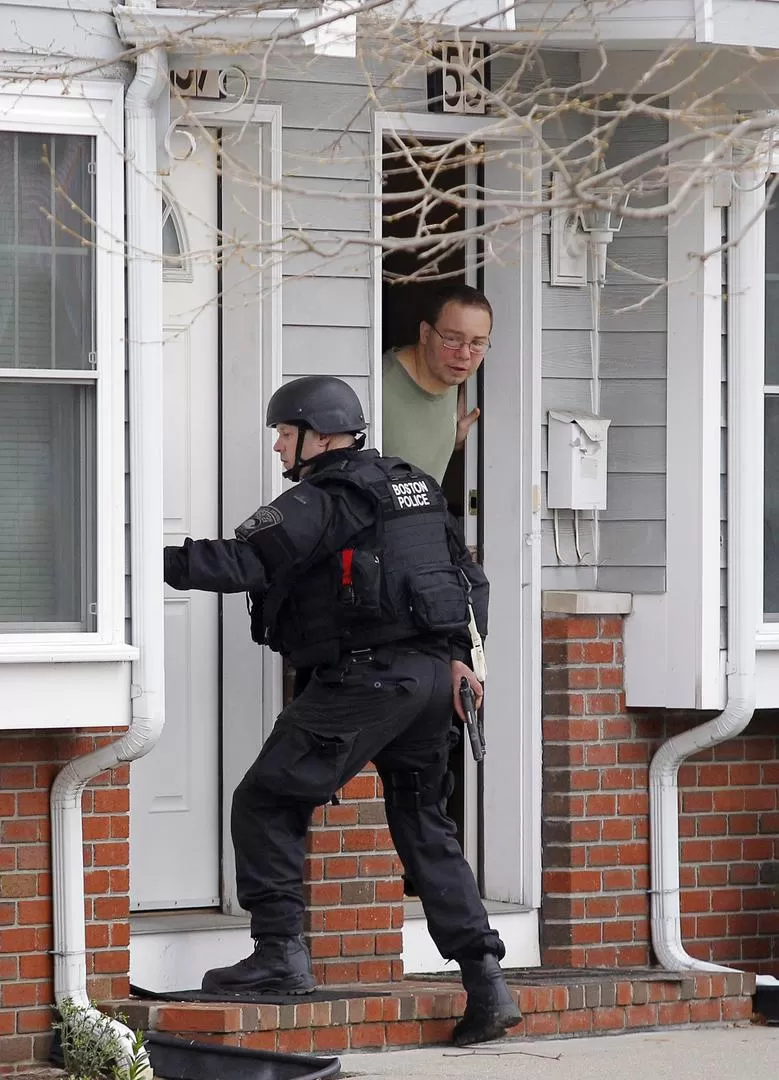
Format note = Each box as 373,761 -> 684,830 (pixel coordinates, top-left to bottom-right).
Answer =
547,410 -> 611,510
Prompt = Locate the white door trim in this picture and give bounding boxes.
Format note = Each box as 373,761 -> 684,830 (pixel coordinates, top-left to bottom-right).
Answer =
371,110 -> 543,909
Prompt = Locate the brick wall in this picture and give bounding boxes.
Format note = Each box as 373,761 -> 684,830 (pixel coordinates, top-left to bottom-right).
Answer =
305,765 -> 405,985
674,713 -> 779,972
0,732 -> 130,1073
541,609 -> 779,976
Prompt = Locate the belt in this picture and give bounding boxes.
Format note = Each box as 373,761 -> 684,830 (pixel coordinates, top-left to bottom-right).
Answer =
344,644 -> 421,666
346,648 -> 377,665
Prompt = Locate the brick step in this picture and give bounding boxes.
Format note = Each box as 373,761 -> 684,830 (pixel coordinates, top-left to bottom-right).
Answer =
112,969 -> 756,1054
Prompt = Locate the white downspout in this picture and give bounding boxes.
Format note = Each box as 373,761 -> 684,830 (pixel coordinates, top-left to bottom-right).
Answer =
50,11 -> 168,1070
649,166 -> 778,988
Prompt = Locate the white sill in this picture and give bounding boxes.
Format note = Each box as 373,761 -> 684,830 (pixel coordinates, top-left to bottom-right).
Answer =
0,642 -> 138,663
404,898 -> 530,919
756,631 -> 779,651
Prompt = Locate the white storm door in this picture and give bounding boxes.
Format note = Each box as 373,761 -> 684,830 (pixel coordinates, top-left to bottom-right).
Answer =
130,139 -> 220,910
481,143 -> 542,908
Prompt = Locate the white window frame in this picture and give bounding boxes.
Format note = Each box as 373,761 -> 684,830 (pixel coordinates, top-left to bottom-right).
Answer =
742,153 -> 779,651
0,79 -> 132,664
761,172 -> 779,640
726,139 -> 779,709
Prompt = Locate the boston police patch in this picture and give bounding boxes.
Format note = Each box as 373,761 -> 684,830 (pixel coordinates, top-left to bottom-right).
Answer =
388,477 -> 437,512
235,505 -> 283,541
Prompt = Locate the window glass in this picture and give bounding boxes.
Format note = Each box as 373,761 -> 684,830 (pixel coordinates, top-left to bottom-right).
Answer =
162,198 -> 182,260
0,133 -> 94,370
766,187 -> 779,618
0,382 -> 96,629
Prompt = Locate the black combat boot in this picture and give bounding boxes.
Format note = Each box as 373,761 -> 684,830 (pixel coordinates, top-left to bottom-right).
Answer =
201,934 -> 316,996
452,954 -> 522,1046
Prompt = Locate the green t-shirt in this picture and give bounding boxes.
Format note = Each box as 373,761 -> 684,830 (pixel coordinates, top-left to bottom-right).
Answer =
382,348 -> 458,484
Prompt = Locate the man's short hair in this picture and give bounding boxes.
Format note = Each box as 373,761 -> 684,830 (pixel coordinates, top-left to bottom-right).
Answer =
420,284 -> 493,332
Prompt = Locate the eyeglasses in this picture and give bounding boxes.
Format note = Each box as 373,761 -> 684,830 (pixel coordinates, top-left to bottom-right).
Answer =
431,324 -> 491,356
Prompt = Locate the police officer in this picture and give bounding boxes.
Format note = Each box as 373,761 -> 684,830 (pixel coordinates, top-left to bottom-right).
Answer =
163,375 -> 521,1047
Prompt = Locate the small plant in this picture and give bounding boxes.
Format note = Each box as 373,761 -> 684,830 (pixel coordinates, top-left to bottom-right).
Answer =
53,999 -> 149,1080
123,1029 -> 149,1080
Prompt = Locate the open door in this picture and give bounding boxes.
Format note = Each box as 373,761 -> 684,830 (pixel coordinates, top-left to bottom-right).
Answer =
380,136 -> 482,873
480,144 -> 542,907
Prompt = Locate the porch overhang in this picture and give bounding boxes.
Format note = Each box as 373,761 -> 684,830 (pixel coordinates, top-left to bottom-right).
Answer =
113,3 -> 357,58
381,0 -> 779,51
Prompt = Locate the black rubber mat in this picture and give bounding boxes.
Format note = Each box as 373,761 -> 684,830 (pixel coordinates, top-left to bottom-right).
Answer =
408,967 -> 686,984
754,986 -> 779,1023
53,1030 -> 341,1080
131,983 -> 387,1005
145,1032 -> 341,1080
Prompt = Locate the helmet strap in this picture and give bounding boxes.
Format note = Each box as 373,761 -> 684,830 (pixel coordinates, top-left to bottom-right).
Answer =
282,426 -> 309,482
282,427 -> 365,482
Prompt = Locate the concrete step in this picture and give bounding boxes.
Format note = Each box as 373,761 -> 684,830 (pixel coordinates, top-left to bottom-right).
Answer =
110,968 -> 756,1054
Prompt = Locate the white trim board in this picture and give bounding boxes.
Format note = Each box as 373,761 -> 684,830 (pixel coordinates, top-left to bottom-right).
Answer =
626,122 -> 723,710
0,662 -> 131,729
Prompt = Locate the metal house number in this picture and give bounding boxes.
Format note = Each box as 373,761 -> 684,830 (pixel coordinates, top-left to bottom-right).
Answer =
427,42 -> 487,115
170,69 -> 224,100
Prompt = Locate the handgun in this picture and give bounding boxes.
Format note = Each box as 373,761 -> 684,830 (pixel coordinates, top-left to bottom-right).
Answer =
459,676 -> 486,763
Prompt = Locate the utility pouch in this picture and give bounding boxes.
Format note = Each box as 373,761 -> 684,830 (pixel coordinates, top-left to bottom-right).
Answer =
337,548 -> 382,620
407,566 -> 470,632
246,590 -> 266,645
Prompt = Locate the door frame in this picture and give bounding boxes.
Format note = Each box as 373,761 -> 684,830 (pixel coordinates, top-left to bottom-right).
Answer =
166,97 -> 284,915
371,111 -> 542,909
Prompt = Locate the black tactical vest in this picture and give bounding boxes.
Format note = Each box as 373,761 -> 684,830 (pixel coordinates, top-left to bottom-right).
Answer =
250,455 -> 470,667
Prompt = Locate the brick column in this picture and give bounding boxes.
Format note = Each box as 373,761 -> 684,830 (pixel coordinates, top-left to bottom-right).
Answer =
305,765 -> 405,985
0,732 -> 130,1072
541,594 -> 652,968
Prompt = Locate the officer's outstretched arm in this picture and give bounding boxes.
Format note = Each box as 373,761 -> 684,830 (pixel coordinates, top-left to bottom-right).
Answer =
164,538 -> 268,594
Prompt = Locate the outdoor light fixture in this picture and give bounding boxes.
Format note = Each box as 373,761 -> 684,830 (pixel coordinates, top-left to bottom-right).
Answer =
577,180 -> 630,287
550,170 -> 630,288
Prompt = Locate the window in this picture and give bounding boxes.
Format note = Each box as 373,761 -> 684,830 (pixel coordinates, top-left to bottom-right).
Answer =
162,194 -> 191,281
765,186 -> 779,618
0,81 -> 126,658
0,133 -> 96,630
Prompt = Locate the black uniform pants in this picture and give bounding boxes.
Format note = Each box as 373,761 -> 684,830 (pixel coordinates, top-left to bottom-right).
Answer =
231,647 -> 503,962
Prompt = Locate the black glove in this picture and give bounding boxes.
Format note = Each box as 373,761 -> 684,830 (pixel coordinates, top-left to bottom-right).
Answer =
164,545 -> 188,589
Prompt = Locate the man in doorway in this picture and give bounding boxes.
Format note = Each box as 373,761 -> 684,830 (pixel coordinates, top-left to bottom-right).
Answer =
383,284 -> 492,898
382,283 -> 492,484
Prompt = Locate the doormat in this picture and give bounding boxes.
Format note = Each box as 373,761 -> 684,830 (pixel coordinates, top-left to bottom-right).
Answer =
130,984 -> 389,1005
407,967 -> 686,985
53,1030 -> 341,1080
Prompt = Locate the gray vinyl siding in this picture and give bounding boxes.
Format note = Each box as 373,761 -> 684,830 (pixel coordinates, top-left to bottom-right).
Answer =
0,0 -> 124,68
239,54 -> 412,440
539,111 -> 668,594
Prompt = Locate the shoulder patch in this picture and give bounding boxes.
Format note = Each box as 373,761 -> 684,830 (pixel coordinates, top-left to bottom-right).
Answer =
236,505 -> 283,540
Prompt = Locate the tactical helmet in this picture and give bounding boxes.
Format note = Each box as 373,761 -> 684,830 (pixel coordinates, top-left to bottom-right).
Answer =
266,376 -> 366,434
